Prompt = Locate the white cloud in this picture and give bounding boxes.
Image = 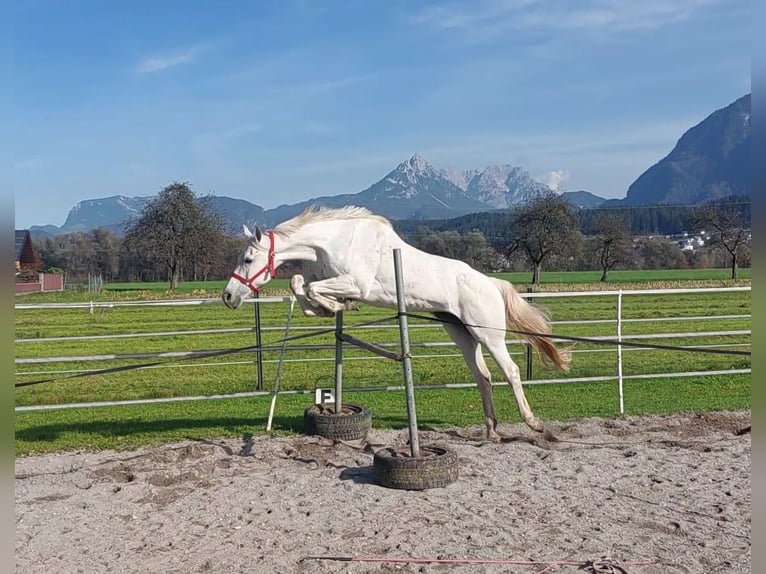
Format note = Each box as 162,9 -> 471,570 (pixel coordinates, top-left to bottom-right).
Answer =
191,123 -> 262,156
306,74 -> 375,93
280,116 -> 700,200
302,120 -> 336,136
127,163 -> 158,178
411,0 -> 730,41
136,45 -> 207,74
224,61 -> 375,100
540,169 -> 569,192
14,158 -> 44,169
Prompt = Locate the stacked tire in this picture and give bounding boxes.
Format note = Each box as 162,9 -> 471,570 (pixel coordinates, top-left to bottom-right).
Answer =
303,403 -> 371,441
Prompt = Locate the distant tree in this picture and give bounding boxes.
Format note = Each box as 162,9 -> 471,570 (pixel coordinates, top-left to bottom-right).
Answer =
410,228 -> 501,272
123,182 -> 225,289
591,214 -> 634,281
35,230 -> 117,281
419,230 -> 462,260
505,192 -> 582,284
691,204 -> 750,279
90,227 -> 121,280
638,239 -> 688,270
63,232 -> 97,280
461,230 -> 501,271
34,236 -> 66,273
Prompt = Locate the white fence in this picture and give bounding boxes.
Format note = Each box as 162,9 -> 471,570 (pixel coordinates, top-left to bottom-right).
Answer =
15,287 -> 751,413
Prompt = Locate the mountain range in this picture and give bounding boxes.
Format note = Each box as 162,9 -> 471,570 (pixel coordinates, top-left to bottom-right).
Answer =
617,93 -> 750,206
28,93 -> 750,237
31,156 -> 595,236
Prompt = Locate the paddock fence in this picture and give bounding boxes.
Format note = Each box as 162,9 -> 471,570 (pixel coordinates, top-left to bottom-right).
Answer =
14,286 -> 751,414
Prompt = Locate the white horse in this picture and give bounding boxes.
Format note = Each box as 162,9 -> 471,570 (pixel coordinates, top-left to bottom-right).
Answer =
222,206 -> 570,439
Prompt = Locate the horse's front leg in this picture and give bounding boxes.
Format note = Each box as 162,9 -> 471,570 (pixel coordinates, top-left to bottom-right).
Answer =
305,274 -> 363,314
290,275 -> 334,317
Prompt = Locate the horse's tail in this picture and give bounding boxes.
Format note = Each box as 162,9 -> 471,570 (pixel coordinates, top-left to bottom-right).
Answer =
490,278 -> 571,372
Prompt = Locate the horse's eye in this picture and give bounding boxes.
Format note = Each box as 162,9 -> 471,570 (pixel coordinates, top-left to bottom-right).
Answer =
244,257 -> 253,264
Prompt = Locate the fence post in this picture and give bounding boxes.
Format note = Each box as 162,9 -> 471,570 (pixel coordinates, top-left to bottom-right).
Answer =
393,248 -> 419,458
266,297 -> 296,431
525,286 -> 534,381
617,289 -> 624,415
334,310 -> 343,414
253,292 -> 264,391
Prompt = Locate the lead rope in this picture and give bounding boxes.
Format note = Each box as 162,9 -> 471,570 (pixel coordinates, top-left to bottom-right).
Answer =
266,296 -> 296,431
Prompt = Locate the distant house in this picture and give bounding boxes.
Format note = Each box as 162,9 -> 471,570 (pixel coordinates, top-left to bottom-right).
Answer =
15,230 -> 40,273
14,230 -> 63,293
676,233 -> 706,252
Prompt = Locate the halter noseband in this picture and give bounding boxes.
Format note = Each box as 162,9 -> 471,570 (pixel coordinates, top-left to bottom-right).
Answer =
231,230 -> 276,293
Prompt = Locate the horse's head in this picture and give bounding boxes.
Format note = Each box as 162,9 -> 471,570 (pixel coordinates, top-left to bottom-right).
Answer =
222,224 -> 276,309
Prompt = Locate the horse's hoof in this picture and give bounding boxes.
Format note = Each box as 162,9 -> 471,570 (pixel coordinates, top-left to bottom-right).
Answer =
526,417 -> 545,434
290,275 -> 306,291
542,427 -> 559,442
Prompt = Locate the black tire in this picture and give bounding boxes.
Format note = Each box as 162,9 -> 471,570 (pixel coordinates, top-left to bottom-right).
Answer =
303,403 -> 371,441
373,444 -> 459,490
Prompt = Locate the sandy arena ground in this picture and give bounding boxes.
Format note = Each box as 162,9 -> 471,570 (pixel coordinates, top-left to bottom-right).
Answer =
15,410 -> 750,573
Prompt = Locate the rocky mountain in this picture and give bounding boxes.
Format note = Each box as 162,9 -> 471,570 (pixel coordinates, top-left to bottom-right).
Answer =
621,93 -> 750,205
200,196 -> 266,235
25,94 -> 749,237
460,165 -> 552,208
59,195 -> 151,234
30,195 -> 266,237
267,154 -> 496,223
559,190 -> 606,209
31,155 -> 562,236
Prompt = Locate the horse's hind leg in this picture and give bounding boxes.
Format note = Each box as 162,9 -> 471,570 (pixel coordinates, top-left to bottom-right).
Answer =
470,327 -> 544,433
436,313 -> 501,442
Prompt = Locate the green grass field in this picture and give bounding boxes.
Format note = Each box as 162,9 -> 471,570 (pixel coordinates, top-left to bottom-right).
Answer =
21,267 -> 751,303
15,269 -> 751,455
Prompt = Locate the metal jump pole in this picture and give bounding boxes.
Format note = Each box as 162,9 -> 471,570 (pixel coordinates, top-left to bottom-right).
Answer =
525,286 -> 534,381
393,248 -> 420,458
266,297 -> 296,431
253,291 -> 264,391
334,310 -> 344,414
617,289 -> 624,415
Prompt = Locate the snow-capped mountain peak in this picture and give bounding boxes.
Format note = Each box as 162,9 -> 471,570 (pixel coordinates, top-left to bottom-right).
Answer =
452,163 -> 552,209
31,154 -> 572,235
440,167 -> 476,191
394,153 -> 438,180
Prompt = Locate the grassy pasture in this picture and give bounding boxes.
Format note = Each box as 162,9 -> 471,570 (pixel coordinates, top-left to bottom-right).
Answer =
15,272 -> 751,455
19,267 -> 751,303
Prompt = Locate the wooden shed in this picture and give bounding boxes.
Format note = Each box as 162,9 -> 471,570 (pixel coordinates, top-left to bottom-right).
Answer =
15,230 -> 40,272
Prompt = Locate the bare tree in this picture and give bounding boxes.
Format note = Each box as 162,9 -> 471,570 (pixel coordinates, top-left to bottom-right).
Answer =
506,192 -> 582,284
462,230 -> 502,271
691,204 -> 750,279
123,182 -> 225,289
411,228 -> 501,272
90,227 -> 121,280
591,213 -> 634,281
637,238 -> 688,270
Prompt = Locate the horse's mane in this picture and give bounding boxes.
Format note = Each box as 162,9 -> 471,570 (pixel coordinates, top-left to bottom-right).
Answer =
274,205 -> 392,237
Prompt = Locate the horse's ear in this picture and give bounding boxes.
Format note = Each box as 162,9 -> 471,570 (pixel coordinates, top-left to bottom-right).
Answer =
243,225 -> 253,239
254,226 -> 263,243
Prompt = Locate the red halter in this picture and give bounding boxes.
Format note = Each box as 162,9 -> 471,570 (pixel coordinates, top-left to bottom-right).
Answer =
230,230 -> 276,293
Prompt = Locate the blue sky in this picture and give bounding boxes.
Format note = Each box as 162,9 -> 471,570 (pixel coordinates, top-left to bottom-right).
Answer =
15,0 -> 751,228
